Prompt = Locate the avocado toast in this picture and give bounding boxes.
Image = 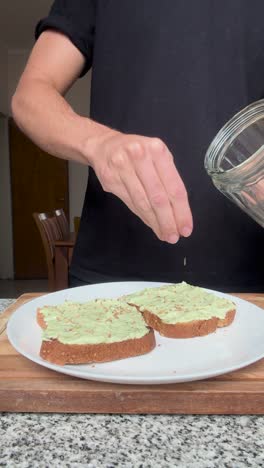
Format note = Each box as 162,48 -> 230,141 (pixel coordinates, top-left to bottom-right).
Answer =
37,299 -> 155,365
124,282 -> 236,338
37,282 -> 236,365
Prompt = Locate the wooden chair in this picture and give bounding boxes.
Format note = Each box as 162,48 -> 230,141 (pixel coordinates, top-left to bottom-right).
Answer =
54,208 -> 69,238
33,212 -> 68,291
74,216 -> 81,234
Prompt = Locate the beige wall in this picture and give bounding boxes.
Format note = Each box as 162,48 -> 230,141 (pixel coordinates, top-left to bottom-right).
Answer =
0,42 -> 8,115
0,49 -> 91,278
63,64 -> 92,227
0,42 -> 13,278
0,115 -> 13,278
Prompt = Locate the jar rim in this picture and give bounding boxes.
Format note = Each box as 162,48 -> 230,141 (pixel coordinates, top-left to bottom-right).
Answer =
204,99 -> 264,175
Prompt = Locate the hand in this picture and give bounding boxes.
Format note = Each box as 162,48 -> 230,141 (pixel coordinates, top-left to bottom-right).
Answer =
88,131 -> 193,243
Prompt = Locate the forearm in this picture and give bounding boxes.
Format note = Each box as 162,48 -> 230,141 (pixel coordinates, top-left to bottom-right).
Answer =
11,78 -> 113,165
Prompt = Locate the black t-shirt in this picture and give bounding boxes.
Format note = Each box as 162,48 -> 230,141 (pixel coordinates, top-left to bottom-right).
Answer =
36,0 -> 264,291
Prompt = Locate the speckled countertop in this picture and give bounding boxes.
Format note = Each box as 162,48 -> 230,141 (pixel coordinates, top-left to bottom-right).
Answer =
1,300 -> 264,468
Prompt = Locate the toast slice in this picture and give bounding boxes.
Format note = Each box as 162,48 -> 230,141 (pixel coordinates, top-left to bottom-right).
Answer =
37,299 -> 155,365
123,282 -> 236,338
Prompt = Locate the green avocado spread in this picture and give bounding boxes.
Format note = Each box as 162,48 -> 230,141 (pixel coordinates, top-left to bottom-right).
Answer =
124,282 -> 235,324
40,299 -> 149,345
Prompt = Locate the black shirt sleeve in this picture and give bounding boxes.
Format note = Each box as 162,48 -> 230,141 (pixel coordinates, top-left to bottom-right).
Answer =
35,0 -> 96,76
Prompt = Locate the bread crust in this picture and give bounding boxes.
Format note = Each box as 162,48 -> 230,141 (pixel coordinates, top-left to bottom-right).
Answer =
217,309 -> 236,328
140,307 -> 236,338
37,309 -> 156,365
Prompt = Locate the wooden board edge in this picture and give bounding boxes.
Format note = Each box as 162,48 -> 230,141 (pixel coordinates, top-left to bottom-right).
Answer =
1,386 -> 264,414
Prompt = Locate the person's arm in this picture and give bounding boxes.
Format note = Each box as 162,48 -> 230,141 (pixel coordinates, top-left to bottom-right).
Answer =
12,30 -> 193,243
11,31 -> 111,164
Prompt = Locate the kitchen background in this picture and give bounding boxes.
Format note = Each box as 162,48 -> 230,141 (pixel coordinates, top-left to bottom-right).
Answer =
0,0 -> 92,294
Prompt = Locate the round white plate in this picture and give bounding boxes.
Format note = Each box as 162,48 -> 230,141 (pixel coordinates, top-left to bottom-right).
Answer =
7,281 -> 264,385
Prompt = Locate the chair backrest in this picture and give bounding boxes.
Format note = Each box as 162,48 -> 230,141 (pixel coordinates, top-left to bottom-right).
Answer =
33,212 -> 63,291
74,216 -> 81,234
54,208 -> 69,238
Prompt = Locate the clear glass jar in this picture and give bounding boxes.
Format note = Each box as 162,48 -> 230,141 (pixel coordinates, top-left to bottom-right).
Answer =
204,99 -> 264,228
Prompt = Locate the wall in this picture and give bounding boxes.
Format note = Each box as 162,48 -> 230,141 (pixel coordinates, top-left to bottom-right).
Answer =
0,50 -> 91,278
0,42 -> 13,278
0,42 -> 8,114
63,66 -> 92,227
0,115 -> 13,278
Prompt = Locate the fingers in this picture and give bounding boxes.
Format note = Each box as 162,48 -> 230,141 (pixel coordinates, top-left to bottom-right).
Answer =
99,156 -> 162,238
128,141 -> 180,243
152,142 -> 193,237
114,159 -> 163,240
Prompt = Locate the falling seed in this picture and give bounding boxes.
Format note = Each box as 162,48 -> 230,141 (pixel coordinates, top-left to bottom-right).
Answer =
184,257 -> 187,267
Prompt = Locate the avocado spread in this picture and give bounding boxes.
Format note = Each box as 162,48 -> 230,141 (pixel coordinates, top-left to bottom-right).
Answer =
40,299 -> 149,345
125,282 -> 234,324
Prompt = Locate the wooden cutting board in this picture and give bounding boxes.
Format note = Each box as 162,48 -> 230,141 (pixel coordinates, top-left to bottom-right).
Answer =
1,292 -> 264,414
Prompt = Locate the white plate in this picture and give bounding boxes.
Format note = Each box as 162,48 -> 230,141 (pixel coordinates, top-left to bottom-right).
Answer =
7,281 -> 264,385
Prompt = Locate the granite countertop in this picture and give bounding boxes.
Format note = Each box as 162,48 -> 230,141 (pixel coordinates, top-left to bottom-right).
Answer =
1,300 -> 264,468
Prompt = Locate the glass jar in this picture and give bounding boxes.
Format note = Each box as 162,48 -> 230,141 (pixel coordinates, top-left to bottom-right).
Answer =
204,99 -> 264,228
